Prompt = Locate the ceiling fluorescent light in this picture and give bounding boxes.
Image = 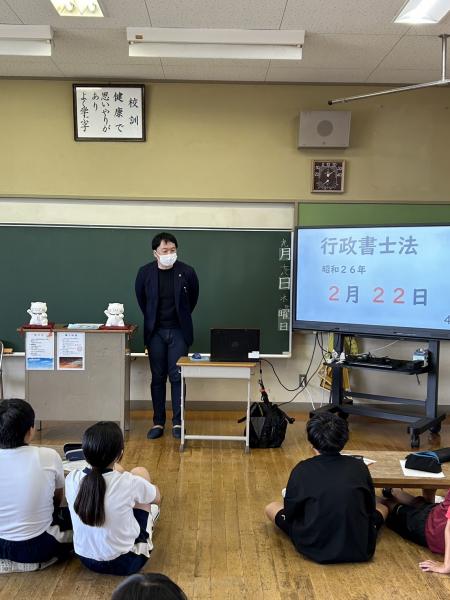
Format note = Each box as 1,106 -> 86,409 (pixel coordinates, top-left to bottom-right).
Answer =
394,0 -> 450,24
0,25 -> 52,56
50,0 -> 103,17
127,28 -> 304,60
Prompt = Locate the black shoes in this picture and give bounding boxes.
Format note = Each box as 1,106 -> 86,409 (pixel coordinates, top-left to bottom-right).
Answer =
147,425 -> 182,439
382,488 -> 394,499
147,426 -> 164,440
172,426 -> 182,439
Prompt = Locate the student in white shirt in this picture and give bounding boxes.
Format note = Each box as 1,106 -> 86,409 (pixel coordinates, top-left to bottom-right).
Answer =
0,399 -> 73,569
65,421 -> 161,576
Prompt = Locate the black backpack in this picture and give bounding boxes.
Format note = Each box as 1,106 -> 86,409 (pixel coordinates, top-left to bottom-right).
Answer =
239,382 -> 295,448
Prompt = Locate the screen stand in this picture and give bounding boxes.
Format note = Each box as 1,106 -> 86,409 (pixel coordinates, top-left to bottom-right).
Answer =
311,333 -> 446,449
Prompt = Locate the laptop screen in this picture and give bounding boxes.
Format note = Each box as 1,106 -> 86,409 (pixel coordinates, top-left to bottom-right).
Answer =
210,328 -> 260,362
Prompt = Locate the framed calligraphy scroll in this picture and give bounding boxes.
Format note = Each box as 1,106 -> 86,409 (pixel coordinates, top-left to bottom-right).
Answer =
73,84 -> 145,141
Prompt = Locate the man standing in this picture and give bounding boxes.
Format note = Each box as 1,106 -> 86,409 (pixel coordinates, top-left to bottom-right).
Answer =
135,232 -> 199,440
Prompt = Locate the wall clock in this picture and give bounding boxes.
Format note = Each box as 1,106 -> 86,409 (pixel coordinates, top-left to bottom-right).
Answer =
311,160 -> 345,193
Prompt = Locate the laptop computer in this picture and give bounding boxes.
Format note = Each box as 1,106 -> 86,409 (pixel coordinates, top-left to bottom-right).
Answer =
210,328 -> 260,362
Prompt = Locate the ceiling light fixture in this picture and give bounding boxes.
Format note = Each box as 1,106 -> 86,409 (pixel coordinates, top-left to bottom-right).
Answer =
0,25 -> 53,56
394,0 -> 450,24
329,34 -> 449,105
50,0 -> 103,17
126,28 -> 304,60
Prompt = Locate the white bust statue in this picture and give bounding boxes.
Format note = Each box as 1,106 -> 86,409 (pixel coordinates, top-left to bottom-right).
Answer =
104,303 -> 125,327
27,301 -> 48,326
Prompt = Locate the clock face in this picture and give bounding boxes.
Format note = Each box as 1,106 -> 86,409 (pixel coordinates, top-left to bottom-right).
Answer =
311,160 -> 345,193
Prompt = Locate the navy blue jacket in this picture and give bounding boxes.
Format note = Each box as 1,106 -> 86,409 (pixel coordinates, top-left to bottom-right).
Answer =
135,260 -> 199,346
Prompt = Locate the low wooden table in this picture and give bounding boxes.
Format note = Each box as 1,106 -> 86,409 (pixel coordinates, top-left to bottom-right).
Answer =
350,450 -> 450,490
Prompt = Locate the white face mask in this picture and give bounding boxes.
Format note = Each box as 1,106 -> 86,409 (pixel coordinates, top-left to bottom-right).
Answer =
157,252 -> 177,268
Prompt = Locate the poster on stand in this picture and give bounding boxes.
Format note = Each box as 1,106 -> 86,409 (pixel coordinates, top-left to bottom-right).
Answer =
25,331 -> 55,370
57,332 -> 85,370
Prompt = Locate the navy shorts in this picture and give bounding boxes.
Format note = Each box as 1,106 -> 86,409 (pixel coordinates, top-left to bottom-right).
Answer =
274,508 -> 292,536
275,508 -> 385,536
0,506 -> 73,564
386,498 -> 435,547
79,508 -> 150,576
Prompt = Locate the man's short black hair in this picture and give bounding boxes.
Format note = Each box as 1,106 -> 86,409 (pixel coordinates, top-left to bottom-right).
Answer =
306,412 -> 349,454
0,398 -> 35,449
151,232 -> 178,251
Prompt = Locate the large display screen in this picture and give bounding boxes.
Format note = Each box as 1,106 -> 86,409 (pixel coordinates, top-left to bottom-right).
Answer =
293,225 -> 450,339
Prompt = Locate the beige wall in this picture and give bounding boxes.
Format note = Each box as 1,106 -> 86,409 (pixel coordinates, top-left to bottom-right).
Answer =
1,78 -> 450,407
0,79 -> 449,202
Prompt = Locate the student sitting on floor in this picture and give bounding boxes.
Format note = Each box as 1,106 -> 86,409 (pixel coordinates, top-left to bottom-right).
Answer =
381,487 -> 450,575
65,421 -> 160,576
0,398 -> 73,573
265,412 -> 388,564
112,573 -> 188,599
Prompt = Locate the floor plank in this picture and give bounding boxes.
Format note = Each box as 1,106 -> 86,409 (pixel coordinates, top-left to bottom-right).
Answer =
1,409 -> 450,599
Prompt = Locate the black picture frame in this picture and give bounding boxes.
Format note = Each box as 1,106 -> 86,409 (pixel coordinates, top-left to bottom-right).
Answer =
73,84 -> 146,142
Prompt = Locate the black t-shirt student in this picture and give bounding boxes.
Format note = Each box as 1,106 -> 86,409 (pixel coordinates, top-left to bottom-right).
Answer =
282,453 -> 379,564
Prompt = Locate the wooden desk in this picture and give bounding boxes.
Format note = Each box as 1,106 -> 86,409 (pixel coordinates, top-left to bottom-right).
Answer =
351,450 -> 450,490
177,356 -> 257,453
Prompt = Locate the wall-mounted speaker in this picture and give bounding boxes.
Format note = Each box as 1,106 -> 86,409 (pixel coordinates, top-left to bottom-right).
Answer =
298,110 -> 351,148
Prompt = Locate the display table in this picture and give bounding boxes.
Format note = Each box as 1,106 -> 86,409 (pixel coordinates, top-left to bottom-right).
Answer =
177,356 -> 257,453
23,325 -> 135,433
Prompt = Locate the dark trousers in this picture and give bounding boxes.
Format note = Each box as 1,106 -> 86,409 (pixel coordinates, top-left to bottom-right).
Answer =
79,509 -> 149,576
147,327 -> 188,427
0,507 -> 72,563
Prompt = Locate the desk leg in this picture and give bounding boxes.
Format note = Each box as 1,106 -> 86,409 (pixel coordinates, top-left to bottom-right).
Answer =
124,395 -> 130,432
245,379 -> 251,453
180,369 -> 185,452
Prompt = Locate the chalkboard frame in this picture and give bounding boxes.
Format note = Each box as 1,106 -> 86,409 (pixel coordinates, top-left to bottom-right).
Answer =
1,225 -> 293,357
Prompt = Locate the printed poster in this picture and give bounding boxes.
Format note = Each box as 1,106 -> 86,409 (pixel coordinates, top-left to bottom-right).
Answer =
25,331 -> 55,371
57,332 -> 85,371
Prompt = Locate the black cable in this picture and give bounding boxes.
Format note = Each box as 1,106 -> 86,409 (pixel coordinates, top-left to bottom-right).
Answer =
278,361 -> 322,406
277,332 -> 328,407
316,332 -> 328,354
259,358 -> 304,392
256,332 -> 330,408
260,333 -> 318,392
278,352 -> 326,407
303,333 -> 319,379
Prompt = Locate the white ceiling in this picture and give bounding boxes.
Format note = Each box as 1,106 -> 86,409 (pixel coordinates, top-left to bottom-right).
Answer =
0,0 -> 449,83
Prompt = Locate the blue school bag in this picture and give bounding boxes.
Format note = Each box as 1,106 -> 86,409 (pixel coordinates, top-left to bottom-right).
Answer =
63,443 -> 85,461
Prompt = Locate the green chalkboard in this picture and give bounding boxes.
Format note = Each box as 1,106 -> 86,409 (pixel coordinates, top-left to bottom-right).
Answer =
299,203 -> 450,226
0,227 -> 292,355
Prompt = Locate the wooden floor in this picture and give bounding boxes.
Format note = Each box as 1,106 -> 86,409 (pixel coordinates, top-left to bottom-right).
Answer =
2,409 -> 450,600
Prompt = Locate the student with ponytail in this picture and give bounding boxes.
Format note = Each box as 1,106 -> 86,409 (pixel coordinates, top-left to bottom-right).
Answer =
65,421 -> 160,576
